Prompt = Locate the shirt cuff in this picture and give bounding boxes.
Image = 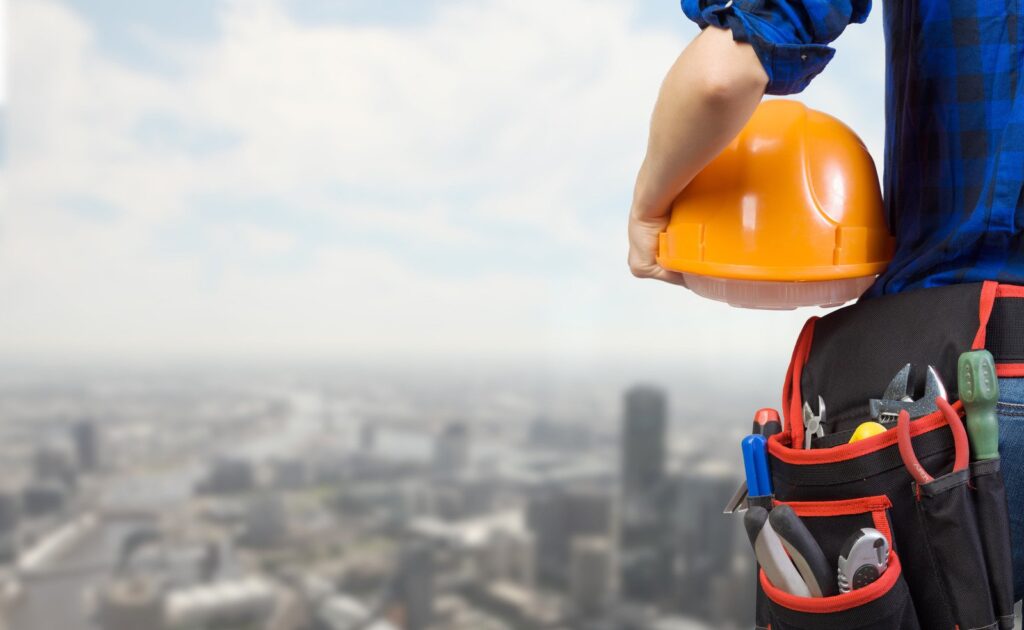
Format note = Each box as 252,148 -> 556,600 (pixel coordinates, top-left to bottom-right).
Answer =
683,0 -> 837,95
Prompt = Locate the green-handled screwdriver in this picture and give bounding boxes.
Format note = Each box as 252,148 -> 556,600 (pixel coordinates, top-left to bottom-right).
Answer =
958,350 -> 1000,461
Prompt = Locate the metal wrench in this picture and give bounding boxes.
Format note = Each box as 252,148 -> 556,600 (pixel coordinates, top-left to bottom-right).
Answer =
869,364 -> 947,424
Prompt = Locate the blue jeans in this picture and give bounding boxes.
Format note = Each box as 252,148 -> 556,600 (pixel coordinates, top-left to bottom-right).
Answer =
997,376 -> 1024,603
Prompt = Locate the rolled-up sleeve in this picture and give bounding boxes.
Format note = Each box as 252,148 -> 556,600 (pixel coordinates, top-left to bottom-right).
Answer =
681,0 -> 871,95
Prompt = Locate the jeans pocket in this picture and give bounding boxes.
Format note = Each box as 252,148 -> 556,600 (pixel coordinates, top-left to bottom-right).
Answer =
996,377 -> 1024,603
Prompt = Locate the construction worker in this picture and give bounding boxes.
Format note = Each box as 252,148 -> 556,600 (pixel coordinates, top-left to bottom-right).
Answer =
627,0 -> 1024,605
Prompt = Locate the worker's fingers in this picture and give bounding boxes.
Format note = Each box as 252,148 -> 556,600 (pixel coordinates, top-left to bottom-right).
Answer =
647,266 -> 688,286
627,208 -> 686,286
628,259 -> 688,286
627,247 -> 688,286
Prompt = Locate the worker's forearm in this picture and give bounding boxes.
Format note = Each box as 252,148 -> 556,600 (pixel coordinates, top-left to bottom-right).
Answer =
632,27 -> 768,221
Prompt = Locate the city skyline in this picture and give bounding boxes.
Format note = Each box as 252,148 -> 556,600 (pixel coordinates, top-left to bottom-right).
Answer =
0,369 -> 753,630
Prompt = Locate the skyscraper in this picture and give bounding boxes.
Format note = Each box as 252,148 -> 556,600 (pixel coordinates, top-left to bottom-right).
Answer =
395,544 -> 434,630
668,460 -> 745,624
569,536 -> 616,620
619,386 -> 670,604
527,483 -> 616,587
72,420 -> 101,472
432,422 -> 470,479
480,529 -> 536,591
621,386 -> 667,510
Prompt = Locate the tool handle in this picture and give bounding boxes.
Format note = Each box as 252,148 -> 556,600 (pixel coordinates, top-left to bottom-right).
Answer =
936,397 -> 970,473
897,410 -> 934,485
959,350 -> 1000,461
769,504 -> 836,597
753,408 -> 783,438
742,435 -> 771,497
745,508 -> 811,598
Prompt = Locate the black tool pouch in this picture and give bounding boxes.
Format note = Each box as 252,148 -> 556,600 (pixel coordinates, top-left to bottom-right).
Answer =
971,459 -> 1016,630
757,494 -> 919,629
751,281 -> 1018,630
915,469 -> 995,627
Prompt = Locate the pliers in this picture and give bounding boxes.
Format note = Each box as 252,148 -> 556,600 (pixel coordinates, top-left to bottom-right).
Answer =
896,397 -> 970,485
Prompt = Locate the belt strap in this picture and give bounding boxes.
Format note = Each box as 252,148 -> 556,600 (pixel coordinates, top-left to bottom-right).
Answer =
987,296 -> 1024,363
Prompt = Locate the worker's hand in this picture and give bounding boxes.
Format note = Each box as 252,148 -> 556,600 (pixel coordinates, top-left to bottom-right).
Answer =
627,199 -> 687,285
626,26 -> 767,285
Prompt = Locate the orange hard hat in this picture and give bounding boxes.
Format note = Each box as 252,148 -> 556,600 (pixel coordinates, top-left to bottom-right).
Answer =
657,99 -> 894,309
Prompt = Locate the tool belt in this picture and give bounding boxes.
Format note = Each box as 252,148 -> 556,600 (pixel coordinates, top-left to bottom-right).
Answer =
755,281 -> 1018,630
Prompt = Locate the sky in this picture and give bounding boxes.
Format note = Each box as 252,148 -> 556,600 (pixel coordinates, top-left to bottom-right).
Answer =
0,0 -> 6,159
0,0 -> 886,371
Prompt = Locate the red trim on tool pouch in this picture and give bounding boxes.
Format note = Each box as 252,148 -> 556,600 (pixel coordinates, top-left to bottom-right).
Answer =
997,363 -> 1024,377
783,317 -> 818,449
995,284 -> 1024,299
774,495 -> 894,545
973,281 -> 999,349
871,510 -> 893,546
760,554 -> 903,613
768,403 -> 960,464
775,495 -> 892,516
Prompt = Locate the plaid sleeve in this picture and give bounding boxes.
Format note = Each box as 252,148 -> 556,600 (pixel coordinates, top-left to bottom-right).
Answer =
681,0 -> 871,95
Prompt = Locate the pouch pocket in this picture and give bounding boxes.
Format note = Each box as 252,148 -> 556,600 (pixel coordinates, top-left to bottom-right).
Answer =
916,468 -> 997,629
762,554 -> 918,630
970,459 -> 1015,630
762,495 -> 919,630
773,495 -> 894,574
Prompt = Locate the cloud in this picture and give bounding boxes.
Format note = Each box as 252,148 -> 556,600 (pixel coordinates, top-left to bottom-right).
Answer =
1,0 -> 885,366
0,0 -> 6,106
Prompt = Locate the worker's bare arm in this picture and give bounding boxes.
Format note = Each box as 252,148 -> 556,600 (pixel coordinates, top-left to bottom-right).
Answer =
628,26 -> 768,284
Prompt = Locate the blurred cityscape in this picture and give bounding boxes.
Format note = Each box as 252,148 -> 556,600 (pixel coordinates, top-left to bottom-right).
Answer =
0,367 -> 758,630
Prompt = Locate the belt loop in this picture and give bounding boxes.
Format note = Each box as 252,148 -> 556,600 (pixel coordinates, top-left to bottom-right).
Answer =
972,281 -> 999,349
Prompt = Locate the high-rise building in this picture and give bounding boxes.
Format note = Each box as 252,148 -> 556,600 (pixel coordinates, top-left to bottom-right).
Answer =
240,493 -> 289,549
72,420 -> 101,471
527,483 -> 615,587
569,536 -> 616,620
667,460 -> 745,624
395,544 -> 434,630
33,446 -> 77,488
621,386 -> 667,503
0,490 -> 20,562
432,422 -> 470,478
479,529 -> 536,591
22,481 -> 68,517
619,386 -> 670,604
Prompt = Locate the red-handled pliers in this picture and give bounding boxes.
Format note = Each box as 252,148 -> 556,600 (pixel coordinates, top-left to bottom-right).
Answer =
896,397 -> 970,485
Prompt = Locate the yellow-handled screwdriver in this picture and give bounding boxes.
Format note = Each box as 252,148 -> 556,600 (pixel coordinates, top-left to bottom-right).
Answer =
849,421 -> 887,443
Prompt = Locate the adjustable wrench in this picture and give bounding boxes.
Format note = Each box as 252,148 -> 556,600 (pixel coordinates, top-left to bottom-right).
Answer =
869,364 -> 948,424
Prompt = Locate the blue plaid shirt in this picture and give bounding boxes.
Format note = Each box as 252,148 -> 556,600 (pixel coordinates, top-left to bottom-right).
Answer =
683,0 -> 1024,296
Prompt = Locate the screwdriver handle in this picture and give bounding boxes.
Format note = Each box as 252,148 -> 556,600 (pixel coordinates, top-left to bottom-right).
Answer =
958,350 -> 1000,461
753,408 -> 783,438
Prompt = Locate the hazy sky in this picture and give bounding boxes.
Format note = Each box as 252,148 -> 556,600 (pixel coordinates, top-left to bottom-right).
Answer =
0,0 -> 885,369
0,1 -> 6,106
